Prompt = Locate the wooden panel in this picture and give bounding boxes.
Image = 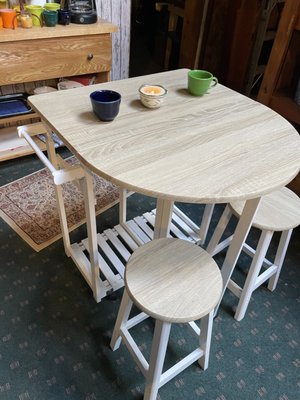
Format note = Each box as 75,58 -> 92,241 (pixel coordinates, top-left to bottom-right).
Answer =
258,0 -> 300,105
0,35 -> 112,85
269,92 -> 300,125
95,0 -> 131,80
179,0 -> 206,69
200,0 -> 237,83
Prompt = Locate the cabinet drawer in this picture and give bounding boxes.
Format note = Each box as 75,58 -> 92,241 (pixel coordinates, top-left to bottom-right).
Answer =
0,34 -> 112,85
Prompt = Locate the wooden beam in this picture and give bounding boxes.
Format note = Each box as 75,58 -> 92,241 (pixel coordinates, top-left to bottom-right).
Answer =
179,0 -> 206,69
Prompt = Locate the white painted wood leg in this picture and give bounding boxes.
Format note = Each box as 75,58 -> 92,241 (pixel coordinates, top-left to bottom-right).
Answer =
119,188 -> 128,225
206,205 -> 232,255
144,320 -> 171,400
267,229 -> 292,291
198,204 -> 215,245
53,185 -> 72,256
234,229 -> 273,321
45,129 -> 72,256
110,290 -> 133,350
215,197 -> 261,315
81,169 -> 102,302
154,198 -> 174,239
198,311 -> 214,370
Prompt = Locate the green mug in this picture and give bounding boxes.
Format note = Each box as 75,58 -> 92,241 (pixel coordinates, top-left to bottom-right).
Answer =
42,9 -> 58,27
188,70 -> 218,96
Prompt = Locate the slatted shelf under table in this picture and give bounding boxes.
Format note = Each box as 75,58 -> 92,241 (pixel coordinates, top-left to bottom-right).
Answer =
69,206 -> 201,300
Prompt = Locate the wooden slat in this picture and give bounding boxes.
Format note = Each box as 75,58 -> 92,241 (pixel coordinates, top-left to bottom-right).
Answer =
114,224 -> 140,251
104,229 -> 132,261
66,206 -> 211,301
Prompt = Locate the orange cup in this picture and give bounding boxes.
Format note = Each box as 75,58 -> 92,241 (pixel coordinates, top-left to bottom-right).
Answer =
0,9 -> 17,29
0,15 -> 3,29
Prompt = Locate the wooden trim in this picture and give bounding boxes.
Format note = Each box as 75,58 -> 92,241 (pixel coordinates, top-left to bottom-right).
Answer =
0,20 -> 117,43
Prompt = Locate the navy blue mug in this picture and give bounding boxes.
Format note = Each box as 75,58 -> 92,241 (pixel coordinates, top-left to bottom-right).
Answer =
58,9 -> 70,25
90,90 -> 121,122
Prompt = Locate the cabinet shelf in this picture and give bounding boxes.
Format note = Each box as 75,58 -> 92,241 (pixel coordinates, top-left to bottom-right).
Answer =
0,20 -> 117,161
0,125 -> 47,162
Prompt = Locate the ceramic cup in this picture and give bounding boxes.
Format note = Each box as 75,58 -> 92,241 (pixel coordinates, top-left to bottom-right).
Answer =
58,9 -> 70,25
42,9 -> 58,27
188,70 -> 218,96
25,5 -> 43,26
0,8 -> 17,28
138,84 -> 168,109
43,3 -> 60,11
90,90 -> 121,122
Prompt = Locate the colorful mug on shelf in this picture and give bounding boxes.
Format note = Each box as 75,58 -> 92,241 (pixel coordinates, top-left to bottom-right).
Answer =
19,11 -> 33,28
25,5 -> 43,26
58,9 -> 70,25
43,3 -> 60,11
0,8 -> 18,28
42,9 -> 58,27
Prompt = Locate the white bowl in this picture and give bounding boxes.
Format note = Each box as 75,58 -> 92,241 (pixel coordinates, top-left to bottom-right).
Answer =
139,84 -> 168,109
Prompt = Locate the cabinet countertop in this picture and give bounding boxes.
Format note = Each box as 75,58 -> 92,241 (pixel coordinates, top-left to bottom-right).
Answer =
0,20 -> 118,43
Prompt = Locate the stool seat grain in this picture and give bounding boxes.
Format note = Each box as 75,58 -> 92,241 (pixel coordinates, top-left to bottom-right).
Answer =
125,238 -> 222,323
230,187 -> 300,231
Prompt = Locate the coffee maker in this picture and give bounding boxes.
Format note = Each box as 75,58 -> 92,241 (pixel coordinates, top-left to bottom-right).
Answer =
68,0 -> 97,24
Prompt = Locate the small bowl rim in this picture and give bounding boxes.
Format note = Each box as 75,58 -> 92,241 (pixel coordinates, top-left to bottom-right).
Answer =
90,90 -> 121,103
138,84 -> 168,97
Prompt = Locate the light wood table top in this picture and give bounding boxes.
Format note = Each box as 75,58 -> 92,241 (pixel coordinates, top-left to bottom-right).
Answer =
28,69 -> 300,204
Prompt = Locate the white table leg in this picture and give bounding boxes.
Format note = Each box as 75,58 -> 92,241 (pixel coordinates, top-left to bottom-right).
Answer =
81,168 -> 102,302
44,128 -> 72,256
119,188 -> 127,225
215,197 -> 261,315
154,198 -> 174,239
198,204 -> 215,245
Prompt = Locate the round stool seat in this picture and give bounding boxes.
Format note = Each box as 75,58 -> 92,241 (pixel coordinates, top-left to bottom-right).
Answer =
230,187 -> 300,231
125,238 -> 222,323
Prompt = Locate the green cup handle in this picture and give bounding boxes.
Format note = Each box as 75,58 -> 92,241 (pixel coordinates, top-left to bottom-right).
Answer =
211,77 -> 218,88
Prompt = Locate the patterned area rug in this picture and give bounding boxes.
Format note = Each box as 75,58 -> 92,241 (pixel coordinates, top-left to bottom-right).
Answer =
0,156 -> 119,251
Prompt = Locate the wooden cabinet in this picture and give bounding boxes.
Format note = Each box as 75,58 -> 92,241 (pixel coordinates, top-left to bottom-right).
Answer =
0,21 -> 117,161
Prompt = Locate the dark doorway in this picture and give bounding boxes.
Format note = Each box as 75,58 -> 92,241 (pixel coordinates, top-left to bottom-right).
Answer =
129,1 -> 183,77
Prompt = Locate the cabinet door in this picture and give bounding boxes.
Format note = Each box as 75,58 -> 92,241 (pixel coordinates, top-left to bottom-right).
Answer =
0,34 -> 112,85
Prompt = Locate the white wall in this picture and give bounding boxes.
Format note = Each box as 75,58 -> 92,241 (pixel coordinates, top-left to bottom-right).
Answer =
95,0 -> 131,81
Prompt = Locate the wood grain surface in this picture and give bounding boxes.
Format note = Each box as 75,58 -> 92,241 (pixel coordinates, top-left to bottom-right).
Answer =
0,20 -> 117,43
0,35 -> 112,85
28,69 -> 300,204
230,187 -> 300,231
125,238 -> 222,323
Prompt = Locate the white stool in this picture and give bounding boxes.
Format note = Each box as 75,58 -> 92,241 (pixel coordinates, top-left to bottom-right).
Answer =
110,238 -> 222,400
206,187 -> 300,321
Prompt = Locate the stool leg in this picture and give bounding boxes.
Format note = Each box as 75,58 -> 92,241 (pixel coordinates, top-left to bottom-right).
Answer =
268,229 -> 293,291
144,320 -> 171,400
198,204 -> 215,245
234,229 -> 273,321
110,289 -> 133,351
198,310 -> 214,370
206,205 -> 232,256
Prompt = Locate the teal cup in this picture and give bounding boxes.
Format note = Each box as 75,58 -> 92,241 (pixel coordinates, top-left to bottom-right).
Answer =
42,10 -> 58,27
188,70 -> 218,96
